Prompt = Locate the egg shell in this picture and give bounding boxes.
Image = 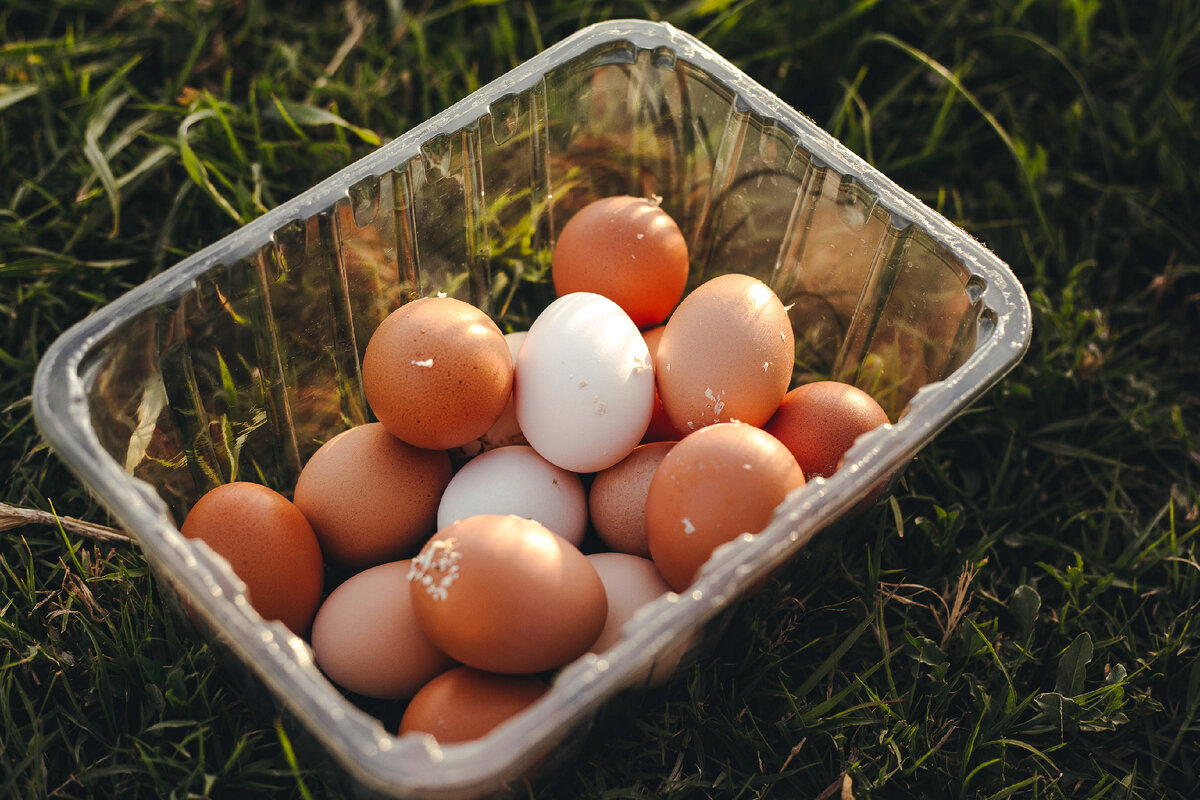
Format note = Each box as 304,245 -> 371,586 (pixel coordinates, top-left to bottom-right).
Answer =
437,445 -> 587,546
656,273 -> 794,432
310,560 -> 455,699
514,292 -> 655,473
645,422 -> 806,592
586,552 -> 672,653
451,331 -> 529,460
294,423 -> 452,569
179,482 -> 323,636
763,380 -> 891,479
588,441 -> 676,557
407,514 -> 608,674
640,325 -> 686,443
398,666 -> 548,744
551,195 -> 689,328
362,296 -> 513,450
587,552 -> 685,686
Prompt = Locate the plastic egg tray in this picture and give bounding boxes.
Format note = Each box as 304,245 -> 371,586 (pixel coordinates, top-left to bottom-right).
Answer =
33,19 -> 1032,799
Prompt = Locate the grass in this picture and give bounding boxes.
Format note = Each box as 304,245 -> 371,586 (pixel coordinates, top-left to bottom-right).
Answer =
2,0 -> 1199,797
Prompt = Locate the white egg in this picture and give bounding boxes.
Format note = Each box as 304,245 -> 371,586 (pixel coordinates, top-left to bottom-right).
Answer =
514,292 -> 655,473
436,445 -> 587,546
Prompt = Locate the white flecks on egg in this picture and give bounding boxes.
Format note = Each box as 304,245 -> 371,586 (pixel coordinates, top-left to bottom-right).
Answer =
636,233 -> 644,239
762,362 -> 769,371
408,539 -> 463,601
681,517 -> 696,535
578,379 -> 589,388
411,358 -> 435,368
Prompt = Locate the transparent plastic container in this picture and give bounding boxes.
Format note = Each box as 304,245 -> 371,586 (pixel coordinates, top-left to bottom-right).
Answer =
32,19 -> 1032,799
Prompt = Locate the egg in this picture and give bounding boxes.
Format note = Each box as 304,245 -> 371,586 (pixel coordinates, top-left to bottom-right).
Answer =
645,422 -> 806,591
179,482 -> 323,636
656,273 -> 794,432
293,423 -> 452,569
450,331 -> 529,460
588,441 -> 675,557
398,666 -> 548,743
407,514 -> 608,674
763,380 -> 890,479
586,552 -> 672,654
362,296 -> 513,450
310,560 -> 455,699
640,325 -> 685,443
437,445 -> 588,547
551,195 -> 689,329
514,292 -> 655,473
587,552 -> 683,686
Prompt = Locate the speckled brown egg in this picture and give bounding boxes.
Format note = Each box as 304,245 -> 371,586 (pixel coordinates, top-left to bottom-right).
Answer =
589,441 -> 676,557
310,560 -> 455,699
179,481 -> 323,636
398,666 -> 547,743
362,296 -> 513,450
407,514 -> 607,674
293,423 -> 452,569
645,422 -> 805,592
655,273 -> 794,433
763,380 -> 890,479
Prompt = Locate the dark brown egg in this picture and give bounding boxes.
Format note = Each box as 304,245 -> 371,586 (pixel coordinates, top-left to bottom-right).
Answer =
763,380 -> 890,479
179,481 -> 323,636
398,666 -> 547,743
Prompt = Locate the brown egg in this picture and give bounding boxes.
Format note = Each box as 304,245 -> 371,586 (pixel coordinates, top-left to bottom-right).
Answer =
763,380 -> 890,479
179,482 -> 323,636
589,441 -> 676,557
398,666 -> 548,743
640,325 -> 685,443
407,515 -> 607,674
587,552 -> 684,686
310,560 -> 455,699
645,422 -> 805,591
656,273 -> 794,432
293,423 -> 452,569
586,553 -> 672,654
362,296 -> 513,450
552,195 -> 689,329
